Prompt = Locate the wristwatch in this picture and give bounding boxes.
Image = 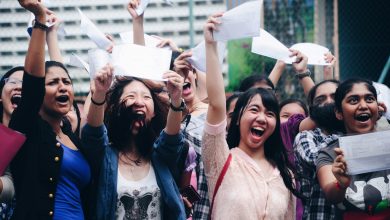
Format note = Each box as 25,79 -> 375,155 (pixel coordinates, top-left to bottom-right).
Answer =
296,69 -> 311,80
32,19 -> 49,31
170,98 -> 186,112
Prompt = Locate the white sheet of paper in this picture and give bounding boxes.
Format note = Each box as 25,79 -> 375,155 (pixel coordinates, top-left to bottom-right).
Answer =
119,31 -> 170,50
251,29 -> 295,63
78,8 -> 112,50
68,53 -> 90,73
290,43 -> 330,66
111,44 -> 172,81
135,0 -> 150,15
374,82 -> 390,120
213,0 -> 262,42
88,48 -> 110,79
340,129 -> 390,175
187,41 -> 226,72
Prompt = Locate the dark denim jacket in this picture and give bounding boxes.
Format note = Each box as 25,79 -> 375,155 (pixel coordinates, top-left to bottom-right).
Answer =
81,124 -> 187,220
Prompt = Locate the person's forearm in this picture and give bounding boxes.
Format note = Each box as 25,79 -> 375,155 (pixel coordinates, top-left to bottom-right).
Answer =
268,60 -> 286,87
164,99 -> 182,135
132,16 -> 145,46
205,42 -> 225,124
322,182 -> 346,203
86,92 -> 105,127
47,29 -> 63,63
299,76 -> 315,96
25,15 -> 46,77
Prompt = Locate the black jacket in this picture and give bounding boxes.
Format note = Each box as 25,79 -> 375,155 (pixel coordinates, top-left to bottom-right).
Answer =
9,73 -> 101,220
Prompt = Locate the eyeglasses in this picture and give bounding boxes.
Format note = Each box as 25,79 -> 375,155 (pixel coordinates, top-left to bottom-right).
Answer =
4,78 -> 23,86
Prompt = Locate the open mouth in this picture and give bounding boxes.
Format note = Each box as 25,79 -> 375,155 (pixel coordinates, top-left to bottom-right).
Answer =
355,113 -> 371,122
251,127 -> 265,137
133,111 -> 146,121
183,82 -> 191,90
55,95 -> 69,103
11,94 -> 21,106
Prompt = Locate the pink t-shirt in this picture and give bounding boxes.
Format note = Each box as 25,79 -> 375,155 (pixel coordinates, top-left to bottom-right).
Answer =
202,119 -> 296,220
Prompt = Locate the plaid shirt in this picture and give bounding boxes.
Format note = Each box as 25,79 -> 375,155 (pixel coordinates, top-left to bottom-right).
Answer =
182,113 -> 210,219
294,128 -> 338,220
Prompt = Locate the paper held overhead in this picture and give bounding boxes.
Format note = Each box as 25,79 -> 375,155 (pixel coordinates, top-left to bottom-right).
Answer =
88,49 -> 111,79
119,31 -> 170,50
135,0 -> 150,15
290,43 -> 330,66
187,40 -> 226,73
251,29 -> 331,65
68,53 -> 90,73
78,8 -> 112,50
340,129 -> 390,175
213,0 -> 262,42
111,44 -> 172,81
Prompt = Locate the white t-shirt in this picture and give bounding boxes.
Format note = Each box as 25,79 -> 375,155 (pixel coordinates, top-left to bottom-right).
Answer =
116,165 -> 161,220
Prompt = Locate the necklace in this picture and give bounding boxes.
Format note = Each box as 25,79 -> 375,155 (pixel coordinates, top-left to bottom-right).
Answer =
119,152 -> 143,166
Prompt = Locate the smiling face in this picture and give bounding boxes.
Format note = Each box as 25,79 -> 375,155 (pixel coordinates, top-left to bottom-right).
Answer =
119,80 -> 155,135
41,66 -> 74,118
1,70 -> 23,121
238,94 -> 277,152
336,83 -> 378,134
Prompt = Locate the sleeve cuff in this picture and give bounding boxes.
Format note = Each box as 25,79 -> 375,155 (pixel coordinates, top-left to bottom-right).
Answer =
204,119 -> 227,136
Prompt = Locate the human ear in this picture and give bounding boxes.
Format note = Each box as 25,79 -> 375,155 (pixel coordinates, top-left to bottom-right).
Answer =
335,109 -> 343,120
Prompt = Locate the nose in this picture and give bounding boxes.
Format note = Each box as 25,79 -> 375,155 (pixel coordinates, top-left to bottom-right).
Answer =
256,112 -> 267,124
133,96 -> 146,107
358,99 -> 369,110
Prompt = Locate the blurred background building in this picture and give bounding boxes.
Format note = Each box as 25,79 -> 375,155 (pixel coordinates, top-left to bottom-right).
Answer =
1,0 -> 389,100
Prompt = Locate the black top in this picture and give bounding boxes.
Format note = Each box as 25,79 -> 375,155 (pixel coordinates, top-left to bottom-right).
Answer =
9,73 -> 102,220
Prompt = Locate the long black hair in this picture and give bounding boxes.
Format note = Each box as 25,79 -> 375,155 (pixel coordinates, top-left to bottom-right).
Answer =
104,77 -> 168,158
227,88 -> 301,198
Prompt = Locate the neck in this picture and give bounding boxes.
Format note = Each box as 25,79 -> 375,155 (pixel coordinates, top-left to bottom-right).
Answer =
40,109 -> 63,134
238,142 -> 266,162
2,113 -> 10,127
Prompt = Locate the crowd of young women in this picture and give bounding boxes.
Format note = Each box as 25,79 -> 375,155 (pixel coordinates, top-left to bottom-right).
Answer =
1,0 -> 390,220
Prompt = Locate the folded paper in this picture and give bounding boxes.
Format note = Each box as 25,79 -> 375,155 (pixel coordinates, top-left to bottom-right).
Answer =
188,40 -> 226,73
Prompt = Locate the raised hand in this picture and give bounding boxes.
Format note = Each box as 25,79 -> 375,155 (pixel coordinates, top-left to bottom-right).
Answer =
92,64 -> 114,102
173,51 -> 193,78
290,49 -> 308,74
204,12 -> 223,44
323,51 -> 336,79
153,35 -> 180,51
332,148 -> 351,189
18,0 -> 49,21
163,71 -> 184,104
105,34 -> 115,53
127,0 -> 142,18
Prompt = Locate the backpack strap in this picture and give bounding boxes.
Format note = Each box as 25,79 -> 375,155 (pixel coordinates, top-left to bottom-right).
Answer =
209,153 -> 232,219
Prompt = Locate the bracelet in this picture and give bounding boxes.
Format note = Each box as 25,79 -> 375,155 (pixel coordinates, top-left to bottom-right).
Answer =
334,180 -> 348,190
32,19 -> 49,31
91,96 -> 106,106
295,69 -> 311,80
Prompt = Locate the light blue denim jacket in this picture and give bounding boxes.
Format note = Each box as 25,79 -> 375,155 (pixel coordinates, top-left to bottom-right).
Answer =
81,124 -> 187,220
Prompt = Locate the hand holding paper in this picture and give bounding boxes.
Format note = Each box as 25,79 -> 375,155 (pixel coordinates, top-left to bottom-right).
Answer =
188,40 -> 226,72
340,129 -> 390,175
213,0 -> 262,41
127,0 -> 150,16
78,8 -> 112,50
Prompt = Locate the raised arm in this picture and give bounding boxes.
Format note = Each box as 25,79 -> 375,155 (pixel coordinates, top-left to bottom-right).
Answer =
87,64 -> 113,127
162,71 -> 184,135
323,52 -> 336,80
268,60 -> 286,87
46,12 -> 63,63
21,0 -> 49,77
127,0 -> 145,45
205,12 -> 225,125
290,49 -> 314,96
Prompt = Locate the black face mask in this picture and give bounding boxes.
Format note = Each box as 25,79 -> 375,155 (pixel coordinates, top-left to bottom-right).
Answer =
309,103 -> 344,134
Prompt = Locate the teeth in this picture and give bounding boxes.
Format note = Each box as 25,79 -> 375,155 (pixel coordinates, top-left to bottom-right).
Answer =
251,127 -> 264,137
